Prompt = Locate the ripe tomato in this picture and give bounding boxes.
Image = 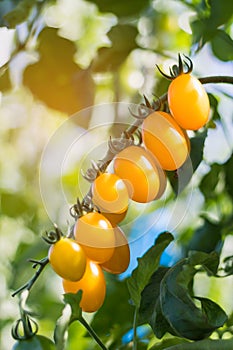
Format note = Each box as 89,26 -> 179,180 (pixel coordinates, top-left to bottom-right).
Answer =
100,209 -> 128,226
113,145 -> 161,203
101,226 -> 130,274
74,212 -> 115,264
12,335 -> 56,350
92,173 -> 129,222
142,111 -> 189,171
62,259 -> 106,313
48,238 -> 86,281
168,73 -> 210,130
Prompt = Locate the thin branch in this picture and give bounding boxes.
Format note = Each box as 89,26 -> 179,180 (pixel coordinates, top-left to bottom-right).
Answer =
199,76 -> 233,85
79,316 -> 108,350
133,307 -> 139,350
12,257 -> 49,297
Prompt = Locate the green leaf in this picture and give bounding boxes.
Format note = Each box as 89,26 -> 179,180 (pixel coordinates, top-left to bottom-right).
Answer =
150,299 -> 176,339
139,267 -> 169,325
63,292 -> 83,322
92,24 -> 138,72
54,291 -> 82,350
148,252 -> 219,339
209,0 -> 233,28
4,0 -> 36,28
149,338 -> 190,350
85,0 -> 150,18
208,93 -> 221,122
160,338 -> 233,350
23,27 -> 95,117
185,219 -> 223,256
167,130 -> 207,195
160,255 -> 227,340
199,163 -> 222,199
224,153 -> 233,199
187,250 -> 220,276
211,30 -> 233,61
190,0 -> 233,52
127,232 -> 174,308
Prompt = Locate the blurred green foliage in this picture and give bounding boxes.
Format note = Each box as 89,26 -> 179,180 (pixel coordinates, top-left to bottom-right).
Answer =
0,0 -> 232,349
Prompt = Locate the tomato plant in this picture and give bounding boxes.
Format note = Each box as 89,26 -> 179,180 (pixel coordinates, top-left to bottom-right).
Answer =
48,237 -> 86,281
142,111 -> 189,170
62,259 -> 106,313
74,212 -> 115,263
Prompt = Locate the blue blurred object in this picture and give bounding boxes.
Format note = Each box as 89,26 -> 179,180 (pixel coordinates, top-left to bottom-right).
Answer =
120,209 -> 182,279
122,325 -> 150,344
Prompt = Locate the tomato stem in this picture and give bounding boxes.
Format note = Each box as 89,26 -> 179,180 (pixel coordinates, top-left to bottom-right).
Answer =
79,316 -> 108,350
12,257 -> 49,297
11,291 -> 39,340
199,76 -> 233,85
133,307 -> 139,350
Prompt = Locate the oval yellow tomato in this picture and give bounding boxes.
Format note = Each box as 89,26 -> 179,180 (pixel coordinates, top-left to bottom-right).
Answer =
74,212 -> 115,264
48,238 -> 86,281
142,111 -> 189,170
62,259 -> 106,313
168,74 -> 210,130
101,227 -> 130,274
113,145 -> 161,203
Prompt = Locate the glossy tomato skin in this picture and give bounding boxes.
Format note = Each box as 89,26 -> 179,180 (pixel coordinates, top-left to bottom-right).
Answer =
168,74 -> 210,130
62,259 -> 106,313
48,238 -> 86,281
92,173 -> 129,225
74,212 -> 115,264
92,173 -> 129,214
11,335 -> 56,350
142,111 -> 189,171
113,145 -> 161,203
101,226 -> 130,274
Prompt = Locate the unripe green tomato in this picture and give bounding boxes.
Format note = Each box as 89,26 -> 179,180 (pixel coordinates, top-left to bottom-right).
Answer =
11,335 -> 56,350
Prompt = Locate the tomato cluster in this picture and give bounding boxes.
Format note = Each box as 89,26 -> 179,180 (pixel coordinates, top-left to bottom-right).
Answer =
48,210 -> 130,313
48,55 -> 210,314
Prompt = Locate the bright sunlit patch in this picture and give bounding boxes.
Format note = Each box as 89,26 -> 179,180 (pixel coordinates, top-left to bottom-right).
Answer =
178,12 -> 195,34
0,27 -> 15,67
90,261 -> 99,276
116,179 -> 126,191
127,71 -> 144,89
141,156 -> 153,171
99,219 -> 109,229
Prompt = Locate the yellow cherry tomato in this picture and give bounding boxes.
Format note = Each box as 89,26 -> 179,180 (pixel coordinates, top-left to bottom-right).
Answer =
101,226 -> 130,274
92,172 -> 129,217
113,145 -> 161,203
62,259 -> 106,313
74,212 -> 115,264
142,111 -> 189,170
48,238 -> 86,281
168,73 -> 210,130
